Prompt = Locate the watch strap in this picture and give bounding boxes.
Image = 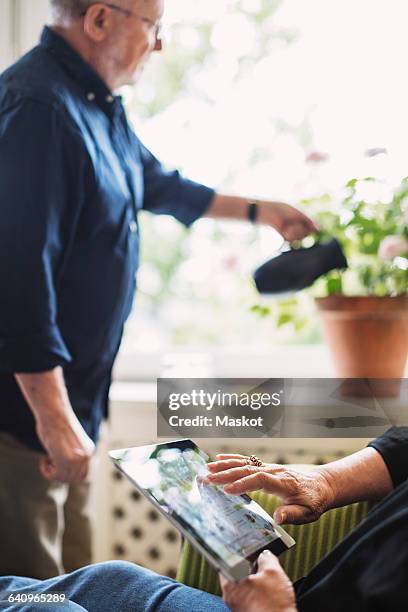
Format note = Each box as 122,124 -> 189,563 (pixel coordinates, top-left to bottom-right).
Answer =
248,200 -> 259,224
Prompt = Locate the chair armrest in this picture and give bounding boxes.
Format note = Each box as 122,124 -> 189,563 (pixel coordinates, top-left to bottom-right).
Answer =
176,490 -> 370,596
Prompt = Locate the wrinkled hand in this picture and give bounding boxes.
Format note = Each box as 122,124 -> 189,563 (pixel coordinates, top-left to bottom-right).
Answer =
36,410 -> 95,484
220,550 -> 297,612
259,202 -> 318,242
205,454 -> 336,525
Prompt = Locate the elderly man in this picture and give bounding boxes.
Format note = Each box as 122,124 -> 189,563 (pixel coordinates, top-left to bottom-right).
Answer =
0,428 -> 407,611
0,0 -> 316,580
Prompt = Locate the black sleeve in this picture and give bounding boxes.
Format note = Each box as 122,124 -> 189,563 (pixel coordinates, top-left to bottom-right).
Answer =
297,508 -> 408,612
367,427 -> 408,487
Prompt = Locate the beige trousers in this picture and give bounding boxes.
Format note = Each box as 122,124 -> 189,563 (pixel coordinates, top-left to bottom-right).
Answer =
0,432 -> 93,580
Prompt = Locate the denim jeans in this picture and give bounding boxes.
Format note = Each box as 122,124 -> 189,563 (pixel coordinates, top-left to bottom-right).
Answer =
0,562 -> 229,612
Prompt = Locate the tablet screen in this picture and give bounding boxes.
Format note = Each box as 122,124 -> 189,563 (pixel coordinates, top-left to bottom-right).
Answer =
111,439 -> 294,570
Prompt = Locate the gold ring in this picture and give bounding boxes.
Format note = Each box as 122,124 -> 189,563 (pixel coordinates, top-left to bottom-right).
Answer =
248,455 -> 263,467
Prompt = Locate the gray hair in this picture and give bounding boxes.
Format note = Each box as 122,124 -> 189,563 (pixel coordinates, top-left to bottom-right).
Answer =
49,0 -> 95,20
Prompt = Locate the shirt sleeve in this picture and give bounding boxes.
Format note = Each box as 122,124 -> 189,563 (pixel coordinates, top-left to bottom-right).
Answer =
139,140 -> 215,227
0,96 -> 89,373
367,426 -> 408,487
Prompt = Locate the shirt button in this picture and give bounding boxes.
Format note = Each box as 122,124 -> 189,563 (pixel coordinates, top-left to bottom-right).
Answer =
106,95 -> 114,103
87,92 -> 96,101
129,221 -> 137,233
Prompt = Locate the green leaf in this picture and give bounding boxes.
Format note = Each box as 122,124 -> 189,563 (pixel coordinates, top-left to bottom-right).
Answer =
250,305 -> 271,318
294,318 -> 308,332
277,312 -> 294,327
327,276 -> 343,295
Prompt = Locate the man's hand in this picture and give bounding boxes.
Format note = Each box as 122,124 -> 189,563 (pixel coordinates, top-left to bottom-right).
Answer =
15,368 -> 95,483
205,194 -> 317,241
220,550 -> 297,612
257,201 -> 318,242
35,409 -> 95,483
205,454 -> 336,525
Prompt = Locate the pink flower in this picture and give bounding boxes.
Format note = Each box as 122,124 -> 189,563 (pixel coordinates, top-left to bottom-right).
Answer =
305,151 -> 329,164
378,235 -> 408,261
222,255 -> 239,271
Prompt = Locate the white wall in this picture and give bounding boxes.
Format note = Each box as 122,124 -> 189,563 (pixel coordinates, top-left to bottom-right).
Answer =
0,0 -> 49,72
0,0 -> 15,72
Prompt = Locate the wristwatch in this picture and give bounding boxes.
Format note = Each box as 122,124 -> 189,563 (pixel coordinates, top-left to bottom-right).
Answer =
247,199 -> 259,224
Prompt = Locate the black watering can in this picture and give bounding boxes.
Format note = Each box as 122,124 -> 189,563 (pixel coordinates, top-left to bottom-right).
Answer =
253,238 -> 348,295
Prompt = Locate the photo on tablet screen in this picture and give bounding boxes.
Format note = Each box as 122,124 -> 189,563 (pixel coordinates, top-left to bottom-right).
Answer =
109,439 -> 295,581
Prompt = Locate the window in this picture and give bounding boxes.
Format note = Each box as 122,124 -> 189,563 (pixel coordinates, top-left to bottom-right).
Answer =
1,0 -> 48,70
120,0 -> 408,365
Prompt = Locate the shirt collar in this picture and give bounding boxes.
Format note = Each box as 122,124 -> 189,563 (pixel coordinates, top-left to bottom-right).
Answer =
40,26 -> 122,118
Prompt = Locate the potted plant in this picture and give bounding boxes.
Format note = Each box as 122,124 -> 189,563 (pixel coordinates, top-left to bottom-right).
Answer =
261,176 -> 408,395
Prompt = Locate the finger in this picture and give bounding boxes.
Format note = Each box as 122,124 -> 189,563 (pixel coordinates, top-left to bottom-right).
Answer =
54,458 -> 83,484
215,454 -> 248,460
207,463 -> 288,487
40,460 -> 73,484
257,549 -> 281,573
219,573 -> 249,608
291,218 -> 317,239
207,458 -> 281,477
224,471 -> 296,497
39,456 -> 57,481
297,229 -> 312,240
274,504 -> 316,525
219,574 -> 229,591
207,459 -> 250,473
309,219 -> 319,232
78,458 -> 91,482
223,471 -> 270,494
298,222 -> 314,238
205,465 -> 260,485
66,459 -> 89,484
296,210 -> 317,228
284,224 -> 307,241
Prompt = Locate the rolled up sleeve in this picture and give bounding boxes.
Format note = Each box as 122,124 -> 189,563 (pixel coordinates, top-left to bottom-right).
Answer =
0,96 -> 88,372
139,141 -> 215,227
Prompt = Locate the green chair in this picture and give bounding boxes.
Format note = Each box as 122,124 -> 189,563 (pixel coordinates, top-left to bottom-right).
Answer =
177,490 -> 370,596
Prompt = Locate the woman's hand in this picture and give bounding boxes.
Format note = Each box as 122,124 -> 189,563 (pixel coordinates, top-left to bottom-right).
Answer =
205,454 -> 337,525
220,550 -> 297,612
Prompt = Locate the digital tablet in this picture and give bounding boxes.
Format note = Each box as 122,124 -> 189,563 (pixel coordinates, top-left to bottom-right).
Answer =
109,439 -> 295,581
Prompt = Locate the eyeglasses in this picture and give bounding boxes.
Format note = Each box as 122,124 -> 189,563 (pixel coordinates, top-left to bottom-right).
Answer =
81,2 -> 162,44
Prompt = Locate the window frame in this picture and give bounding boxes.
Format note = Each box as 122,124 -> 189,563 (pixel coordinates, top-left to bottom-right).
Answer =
1,0 -> 48,72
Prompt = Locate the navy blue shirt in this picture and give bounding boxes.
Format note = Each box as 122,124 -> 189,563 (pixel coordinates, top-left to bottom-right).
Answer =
0,27 -> 214,450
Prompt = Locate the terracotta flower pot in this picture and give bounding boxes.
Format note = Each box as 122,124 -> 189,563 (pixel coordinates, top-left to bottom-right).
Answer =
316,295 -> 408,397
